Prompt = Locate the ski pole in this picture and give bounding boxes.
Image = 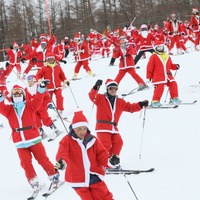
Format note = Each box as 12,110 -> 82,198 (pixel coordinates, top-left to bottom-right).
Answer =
46,88 -> 69,134
164,70 -> 178,102
68,85 -> 79,108
139,107 -> 147,159
121,168 -> 139,200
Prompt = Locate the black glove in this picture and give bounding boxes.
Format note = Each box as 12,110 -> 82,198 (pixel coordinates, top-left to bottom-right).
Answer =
0,91 -> 3,98
6,62 -> 9,67
40,79 -> 50,88
93,79 -> 103,90
60,60 -> 67,64
139,100 -> 149,108
109,155 -> 120,166
32,57 -> 37,63
20,58 -> 25,63
10,46 -> 13,50
51,28 -> 54,35
176,64 -> 180,70
55,159 -> 66,170
64,80 -> 70,86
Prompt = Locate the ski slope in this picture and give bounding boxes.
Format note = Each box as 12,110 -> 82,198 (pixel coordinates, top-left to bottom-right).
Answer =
0,45 -> 200,200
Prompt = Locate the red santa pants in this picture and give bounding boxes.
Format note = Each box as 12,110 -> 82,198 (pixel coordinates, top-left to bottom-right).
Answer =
48,89 -> 64,110
169,35 -> 186,51
35,109 -> 53,127
23,60 -> 36,74
97,132 -> 123,156
114,68 -> 145,85
74,181 -> 113,200
194,31 -> 200,47
74,60 -> 91,73
152,81 -> 178,101
7,63 -> 21,76
17,142 -> 55,182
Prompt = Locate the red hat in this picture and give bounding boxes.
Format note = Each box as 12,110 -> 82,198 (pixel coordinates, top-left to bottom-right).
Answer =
105,79 -> 118,88
45,52 -> 55,60
13,41 -> 18,47
74,32 -> 81,40
72,109 -> 88,129
140,24 -> 148,29
193,7 -> 198,12
154,40 -> 164,46
40,33 -> 47,39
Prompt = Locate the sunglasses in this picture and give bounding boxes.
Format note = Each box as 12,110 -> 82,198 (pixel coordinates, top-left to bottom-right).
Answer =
108,87 -> 118,91
12,88 -> 23,95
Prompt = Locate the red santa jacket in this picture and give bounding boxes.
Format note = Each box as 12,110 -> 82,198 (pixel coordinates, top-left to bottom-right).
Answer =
166,20 -> 182,35
0,68 -> 9,86
25,83 -> 51,111
56,130 -> 110,187
146,53 -> 178,84
190,14 -> 200,32
75,40 -> 90,61
134,33 -> 155,52
113,44 -> 135,69
0,92 -> 44,148
36,63 -> 67,91
88,89 -> 142,133
6,49 -> 23,65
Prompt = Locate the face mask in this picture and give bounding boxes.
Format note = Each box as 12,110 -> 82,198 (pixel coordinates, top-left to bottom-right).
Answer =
141,31 -> 148,38
12,96 -> 23,103
46,61 -> 56,68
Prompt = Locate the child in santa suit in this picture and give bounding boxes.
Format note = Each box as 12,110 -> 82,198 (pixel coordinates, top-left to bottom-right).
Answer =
146,41 -> 181,107
55,109 -> 119,200
0,83 -> 60,192
88,79 -> 148,158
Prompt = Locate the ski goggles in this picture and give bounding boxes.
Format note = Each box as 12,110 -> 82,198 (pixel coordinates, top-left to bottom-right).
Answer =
12,88 -> 23,95
108,86 -> 118,91
27,75 -> 36,81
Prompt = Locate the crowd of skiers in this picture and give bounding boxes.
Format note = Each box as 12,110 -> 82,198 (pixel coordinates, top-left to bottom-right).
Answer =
0,7 -> 199,200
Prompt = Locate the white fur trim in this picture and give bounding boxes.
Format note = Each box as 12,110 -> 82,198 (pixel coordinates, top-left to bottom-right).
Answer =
72,122 -> 88,129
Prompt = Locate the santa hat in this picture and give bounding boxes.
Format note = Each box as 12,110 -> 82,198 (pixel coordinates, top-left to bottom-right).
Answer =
74,32 -> 81,40
11,85 -> 26,102
45,52 -> 55,60
40,33 -> 47,39
72,109 -> 88,129
193,7 -> 198,13
13,41 -> 18,47
105,79 -> 118,89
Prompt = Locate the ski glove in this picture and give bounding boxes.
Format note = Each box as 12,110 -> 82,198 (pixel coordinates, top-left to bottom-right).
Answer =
48,104 -> 55,109
176,64 -> 180,70
63,80 -> 70,86
109,155 -> 120,166
20,58 -> 25,63
93,79 -> 103,90
40,79 -> 50,88
139,100 -> 149,108
55,159 -> 66,170
60,60 -> 67,64
0,91 -> 3,98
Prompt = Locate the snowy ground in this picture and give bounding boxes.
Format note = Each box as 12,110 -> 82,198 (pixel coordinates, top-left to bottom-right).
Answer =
0,44 -> 200,200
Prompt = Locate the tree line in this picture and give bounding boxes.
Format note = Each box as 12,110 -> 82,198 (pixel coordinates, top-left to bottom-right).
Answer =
0,0 -> 199,54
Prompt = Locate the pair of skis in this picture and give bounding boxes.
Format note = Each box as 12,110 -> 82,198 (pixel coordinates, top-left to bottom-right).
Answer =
147,100 -> 197,109
27,181 -> 64,200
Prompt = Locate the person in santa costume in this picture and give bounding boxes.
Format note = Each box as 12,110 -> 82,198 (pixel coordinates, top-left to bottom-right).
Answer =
25,74 -> 61,139
146,41 -> 181,107
190,7 -> 200,51
73,32 -> 95,79
36,52 -> 70,116
113,35 -> 148,91
88,79 -> 148,158
4,41 -> 23,78
0,82 -> 60,192
55,109 -> 118,200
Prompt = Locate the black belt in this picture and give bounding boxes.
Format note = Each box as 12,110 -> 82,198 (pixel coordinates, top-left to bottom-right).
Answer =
97,120 -> 118,126
13,126 -> 33,132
